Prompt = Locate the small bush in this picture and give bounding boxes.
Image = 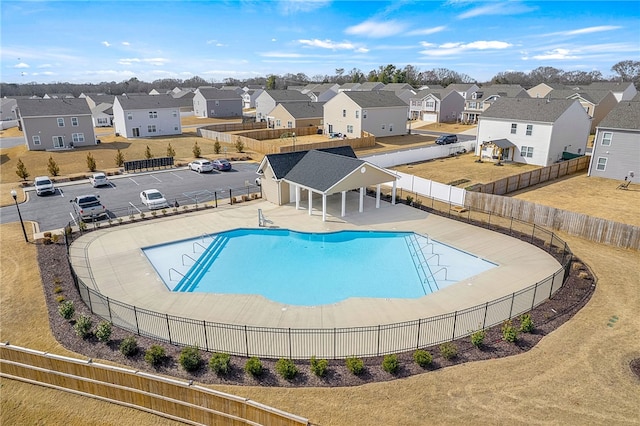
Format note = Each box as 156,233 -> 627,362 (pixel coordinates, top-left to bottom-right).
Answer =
382,354 -> 399,374
95,321 -> 112,342
471,329 -> 486,348
310,356 -> 328,377
209,353 -> 231,375
86,153 -> 97,172
405,195 -> 414,205
73,315 -> 93,338
502,320 -> 518,343
345,357 -> 364,376
114,149 -> 125,167
179,346 -> 202,372
166,143 -> 176,157
519,314 -> 535,333
48,156 -> 60,176
120,336 -> 138,356
53,285 -> 63,294
192,141 -> 201,158
50,233 -> 60,243
413,349 -> 433,368
58,300 -> 74,319
16,159 -> 29,180
439,342 -> 458,360
214,139 -> 221,154
144,145 -> 153,159
235,140 -> 244,153
55,295 -> 65,303
245,357 -> 263,377
275,358 -> 298,380
145,345 -> 166,366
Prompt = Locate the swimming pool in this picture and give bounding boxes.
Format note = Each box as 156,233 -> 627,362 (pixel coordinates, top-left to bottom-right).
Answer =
143,228 -> 496,306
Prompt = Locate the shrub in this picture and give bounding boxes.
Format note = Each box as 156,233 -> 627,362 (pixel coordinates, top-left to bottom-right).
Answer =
244,357 -> 263,377
120,336 -> 138,356
166,143 -> 176,157
73,315 -> 92,338
95,321 -> 112,342
50,233 -> 60,243
275,358 -> 298,380
58,300 -> 74,319
16,159 -> 29,180
382,354 -> 399,374
519,314 -> 535,333
192,141 -> 201,158
209,353 -> 231,375
144,145 -> 153,159
55,295 -> 65,303
235,140 -> 244,153
114,149 -> 125,167
53,285 -> 63,294
214,139 -> 221,154
145,345 -> 166,366
86,153 -> 96,172
439,342 -> 458,360
310,356 -> 328,377
502,320 -> 518,343
178,346 -> 202,372
405,195 -> 414,205
47,156 -> 60,176
413,350 -> 433,368
345,357 -> 364,375
471,329 -> 486,348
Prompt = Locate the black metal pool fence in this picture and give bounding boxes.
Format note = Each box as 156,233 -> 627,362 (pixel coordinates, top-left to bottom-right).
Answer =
66,199 -> 572,359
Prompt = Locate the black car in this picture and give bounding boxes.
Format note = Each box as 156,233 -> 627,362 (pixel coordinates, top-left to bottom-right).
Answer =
435,134 -> 458,145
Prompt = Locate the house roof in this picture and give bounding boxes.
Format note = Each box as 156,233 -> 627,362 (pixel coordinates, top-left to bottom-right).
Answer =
446,83 -> 477,92
17,98 -> 91,117
381,83 -> 413,91
490,138 -> 515,148
354,82 -> 385,91
278,102 -> 325,119
260,146 -> 357,179
474,84 -> 527,99
196,88 -> 242,100
342,91 -> 407,108
597,100 -> 640,131
115,94 -> 183,109
582,81 -> 635,91
263,90 -> 311,102
91,103 -> 113,114
548,88 -> 612,104
285,150 -> 366,192
339,83 -> 361,91
87,94 -> 116,105
481,98 -> 578,122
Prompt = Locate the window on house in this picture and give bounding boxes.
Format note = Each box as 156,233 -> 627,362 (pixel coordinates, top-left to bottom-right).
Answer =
174,126 -> 179,131
363,110 -> 367,119
57,118 -> 64,127
469,102 -> 476,109
526,125 -> 533,136
172,110 -> 178,117
97,118 -> 108,125
287,121 -> 293,128
275,119 -> 281,127
347,125 -> 354,133
511,123 -> 517,134
520,146 -> 534,158
426,101 -> 434,109
601,132 -> 612,146
72,133 -> 85,143
127,112 -> 133,120
215,101 -> 220,106
148,125 -> 156,133
71,117 -> 79,126
342,109 -> 346,117
53,136 -> 64,148
149,111 -> 158,119
33,135 -> 41,145
596,157 -> 607,171
355,110 -> 359,118
381,124 -> 385,130
389,124 -> 393,132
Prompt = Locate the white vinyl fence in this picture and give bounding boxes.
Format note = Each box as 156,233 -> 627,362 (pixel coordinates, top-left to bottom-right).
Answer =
361,140 -> 476,168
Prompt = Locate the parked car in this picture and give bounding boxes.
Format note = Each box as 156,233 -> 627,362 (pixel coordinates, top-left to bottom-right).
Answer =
435,134 -> 458,145
89,172 -> 109,188
70,194 -> 107,221
188,159 -> 214,173
212,158 -> 232,171
34,176 -> 55,196
140,189 -> 169,210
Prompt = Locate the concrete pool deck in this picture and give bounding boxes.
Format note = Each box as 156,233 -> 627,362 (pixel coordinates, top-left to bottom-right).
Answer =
70,195 -> 561,329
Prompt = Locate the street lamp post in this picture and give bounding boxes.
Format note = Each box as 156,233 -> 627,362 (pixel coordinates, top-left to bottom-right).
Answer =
10,189 -> 28,242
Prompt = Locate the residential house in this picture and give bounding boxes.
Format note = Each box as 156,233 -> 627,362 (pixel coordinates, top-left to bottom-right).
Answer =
192,87 -> 242,118
354,82 -> 386,91
409,88 -> 464,123
445,83 -> 480,101
381,83 -> 414,92
16,98 -> 96,151
526,83 -> 566,99
1,97 -> 18,121
172,91 -> 195,116
241,89 -> 263,109
302,84 -> 339,102
475,98 -> 590,167
83,94 -> 115,110
583,81 -> 637,101
254,90 -> 311,124
338,83 -> 361,92
268,102 -> 324,130
588,98 -> 640,183
461,84 -> 529,124
548,88 -> 619,132
91,103 -> 113,127
42,93 -> 75,99
113,94 -> 182,138
323,91 -> 408,137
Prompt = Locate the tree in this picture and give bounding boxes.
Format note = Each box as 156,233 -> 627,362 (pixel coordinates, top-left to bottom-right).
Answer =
144,145 -> 153,159
266,75 -> 277,90
611,60 -> 640,85
192,141 -> 201,158
114,149 -> 125,167
47,156 -> 60,176
15,159 -> 29,181
166,143 -> 176,157
86,153 -> 96,172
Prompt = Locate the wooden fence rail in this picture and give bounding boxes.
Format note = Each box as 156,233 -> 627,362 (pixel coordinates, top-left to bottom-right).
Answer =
0,343 -> 309,426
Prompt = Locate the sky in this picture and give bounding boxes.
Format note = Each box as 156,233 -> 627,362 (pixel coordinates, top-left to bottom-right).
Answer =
1,0 -> 639,84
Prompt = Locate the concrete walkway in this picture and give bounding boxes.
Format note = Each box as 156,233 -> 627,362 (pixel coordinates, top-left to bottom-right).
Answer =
70,195 -> 561,330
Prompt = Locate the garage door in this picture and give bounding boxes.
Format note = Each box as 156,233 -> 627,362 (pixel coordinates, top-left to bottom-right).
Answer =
422,113 -> 437,123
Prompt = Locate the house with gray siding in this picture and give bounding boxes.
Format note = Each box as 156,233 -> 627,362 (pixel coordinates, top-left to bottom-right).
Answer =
588,98 -> 640,183
461,84 -> 529,124
192,87 -> 242,118
548,88 -> 619,132
242,89 -> 263,109
268,102 -> 324,129
476,98 -> 590,167
17,98 -> 96,151
113,94 -> 182,138
409,89 -> 463,123
323,91 -> 408,137
1,98 -> 18,121
254,90 -> 312,124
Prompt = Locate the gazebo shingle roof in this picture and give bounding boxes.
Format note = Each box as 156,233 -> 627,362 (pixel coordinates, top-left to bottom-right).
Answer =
285,150 -> 365,192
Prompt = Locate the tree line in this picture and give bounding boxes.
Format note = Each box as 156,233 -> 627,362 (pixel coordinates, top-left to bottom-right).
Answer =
1,60 -> 637,97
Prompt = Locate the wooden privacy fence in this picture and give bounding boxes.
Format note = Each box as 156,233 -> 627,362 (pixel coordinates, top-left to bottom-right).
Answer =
465,191 -> 640,249
0,343 -> 309,426
473,156 -> 590,195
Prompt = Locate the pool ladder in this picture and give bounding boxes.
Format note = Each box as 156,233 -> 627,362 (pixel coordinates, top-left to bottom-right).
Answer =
405,234 -> 446,295
173,235 -> 229,292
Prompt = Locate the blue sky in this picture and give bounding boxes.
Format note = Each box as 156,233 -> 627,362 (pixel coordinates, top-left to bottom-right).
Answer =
1,0 -> 638,84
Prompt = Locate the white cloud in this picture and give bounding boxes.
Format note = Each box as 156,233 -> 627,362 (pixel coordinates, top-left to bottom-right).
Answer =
33,71 -> 55,76
279,0 -> 330,15
543,26 -> 623,37
271,38 -> 277,42
37,64 -> 52,68
121,41 -> 130,46
408,26 -> 446,36
532,48 -> 578,60
298,39 -> 368,52
102,41 -> 111,47
345,20 -> 407,38
15,62 -> 30,68
458,2 -> 536,19
420,40 -> 512,56
261,52 -> 304,58
117,57 -> 169,66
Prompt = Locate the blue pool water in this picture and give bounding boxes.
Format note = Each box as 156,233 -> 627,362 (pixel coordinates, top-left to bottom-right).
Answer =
143,228 -> 496,306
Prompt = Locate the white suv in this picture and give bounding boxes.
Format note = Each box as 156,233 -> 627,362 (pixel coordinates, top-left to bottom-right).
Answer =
34,176 -> 55,196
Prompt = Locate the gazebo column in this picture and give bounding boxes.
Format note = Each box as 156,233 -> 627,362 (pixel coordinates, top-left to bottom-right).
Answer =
322,193 -> 327,222
308,189 -> 313,216
359,187 -> 364,213
391,181 -> 397,205
295,185 -> 300,210
341,191 -> 346,217
376,184 -> 381,208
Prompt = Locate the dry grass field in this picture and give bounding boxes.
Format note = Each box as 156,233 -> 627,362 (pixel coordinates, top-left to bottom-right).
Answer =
2,120 -> 639,425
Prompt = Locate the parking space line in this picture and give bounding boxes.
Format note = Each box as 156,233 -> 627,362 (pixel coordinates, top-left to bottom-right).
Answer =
129,177 -> 139,186
170,172 -> 184,180
150,175 -> 162,182
59,189 -> 65,197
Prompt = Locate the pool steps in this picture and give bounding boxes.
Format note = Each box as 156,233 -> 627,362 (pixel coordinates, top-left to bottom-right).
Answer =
174,236 -> 230,292
404,234 -> 442,295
